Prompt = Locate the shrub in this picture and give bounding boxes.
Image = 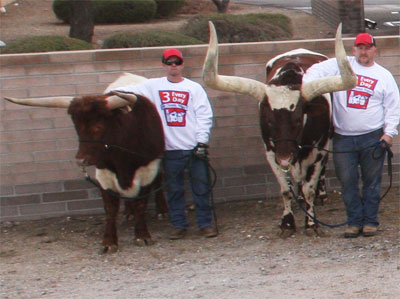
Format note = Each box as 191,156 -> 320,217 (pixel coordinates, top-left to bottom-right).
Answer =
0,36 -> 92,54
102,30 -> 204,49
52,0 -> 157,24
154,0 -> 184,18
182,13 -> 292,43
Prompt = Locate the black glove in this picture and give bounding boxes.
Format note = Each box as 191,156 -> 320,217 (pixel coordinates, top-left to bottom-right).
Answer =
193,143 -> 209,158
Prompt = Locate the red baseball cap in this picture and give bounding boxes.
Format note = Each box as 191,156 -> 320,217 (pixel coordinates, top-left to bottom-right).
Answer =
162,48 -> 183,61
354,33 -> 376,47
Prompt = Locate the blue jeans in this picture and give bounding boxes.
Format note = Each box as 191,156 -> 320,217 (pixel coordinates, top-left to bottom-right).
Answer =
333,129 -> 385,228
163,150 -> 213,229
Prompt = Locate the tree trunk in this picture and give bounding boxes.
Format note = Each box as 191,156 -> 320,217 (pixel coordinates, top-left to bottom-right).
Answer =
211,0 -> 230,13
69,0 -> 94,43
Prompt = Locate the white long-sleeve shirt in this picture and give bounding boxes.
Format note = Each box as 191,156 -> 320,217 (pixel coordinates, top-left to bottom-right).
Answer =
112,77 -> 213,150
303,56 -> 400,137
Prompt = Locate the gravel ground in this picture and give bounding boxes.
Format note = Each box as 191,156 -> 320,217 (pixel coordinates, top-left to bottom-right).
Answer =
1,188 -> 399,298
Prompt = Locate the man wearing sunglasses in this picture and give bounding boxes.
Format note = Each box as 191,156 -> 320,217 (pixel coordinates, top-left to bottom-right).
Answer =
111,48 -> 217,240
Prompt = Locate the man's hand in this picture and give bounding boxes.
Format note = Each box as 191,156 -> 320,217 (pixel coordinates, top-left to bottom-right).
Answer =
380,134 -> 393,147
193,143 -> 209,158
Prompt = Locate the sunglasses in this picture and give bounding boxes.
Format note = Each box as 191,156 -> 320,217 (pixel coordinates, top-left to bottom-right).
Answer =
164,59 -> 183,66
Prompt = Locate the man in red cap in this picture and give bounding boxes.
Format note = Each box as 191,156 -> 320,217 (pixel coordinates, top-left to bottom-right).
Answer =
303,32 -> 400,238
111,48 -> 217,240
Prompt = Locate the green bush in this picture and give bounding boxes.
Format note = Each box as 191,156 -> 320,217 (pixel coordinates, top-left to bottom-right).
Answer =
154,0 -> 184,18
52,0 -> 157,24
102,30 -> 204,49
0,36 -> 92,54
182,13 -> 292,43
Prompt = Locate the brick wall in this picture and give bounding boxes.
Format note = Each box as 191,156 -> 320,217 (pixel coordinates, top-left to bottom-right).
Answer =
1,35 -> 399,221
312,0 -> 365,34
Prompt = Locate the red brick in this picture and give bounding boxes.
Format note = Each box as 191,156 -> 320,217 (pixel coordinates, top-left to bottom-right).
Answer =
19,202 -> 67,216
1,194 -> 41,206
15,182 -> 62,195
0,54 -> 48,66
95,50 -> 137,61
3,118 -> 53,131
0,109 -> 31,121
0,185 -> 14,196
35,168 -> 82,182
26,64 -> 74,76
49,51 -> 93,63
57,139 -> 78,150
1,152 -> 34,164
0,205 -> 18,217
76,84 -> 107,95
7,140 -> 57,153
67,198 -> 103,211
53,117 -> 74,129
74,61 -> 120,73
43,190 -> 88,202
0,65 -> 26,77
213,186 -> 245,198
33,149 -> 75,162
31,128 -> 76,141
2,76 -> 51,89
52,73 -> 98,86
64,179 -> 93,190
29,85 -> 76,97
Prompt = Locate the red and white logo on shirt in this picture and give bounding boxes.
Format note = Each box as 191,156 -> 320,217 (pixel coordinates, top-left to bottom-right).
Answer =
159,90 -> 189,126
347,75 -> 378,109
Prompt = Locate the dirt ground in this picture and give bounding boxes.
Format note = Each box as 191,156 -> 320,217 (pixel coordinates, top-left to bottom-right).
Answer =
1,1 -> 399,298
0,0 -> 335,48
1,186 -> 399,298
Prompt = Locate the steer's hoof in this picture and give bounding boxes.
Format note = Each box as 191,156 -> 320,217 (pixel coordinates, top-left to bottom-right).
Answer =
278,229 -> 295,239
99,244 -> 118,255
304,226 -> 328,237
134,238 -> 155,247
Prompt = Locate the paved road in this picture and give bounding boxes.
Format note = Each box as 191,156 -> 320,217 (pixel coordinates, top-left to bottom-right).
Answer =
232,0 -> 400,36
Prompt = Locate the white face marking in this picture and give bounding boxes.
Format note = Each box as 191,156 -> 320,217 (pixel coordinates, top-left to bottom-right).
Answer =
95,159 -> 161,197
266,85 -> 300,111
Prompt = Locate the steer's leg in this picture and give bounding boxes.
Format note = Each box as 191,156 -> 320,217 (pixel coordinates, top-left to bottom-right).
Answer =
280,190 -> 296,238
101,190 -> 120,254
127,187 -> 154,246
315,155 -> 329,205
301,154 -> 327,237
266,152 -> 296,238
153,172 -> 169,220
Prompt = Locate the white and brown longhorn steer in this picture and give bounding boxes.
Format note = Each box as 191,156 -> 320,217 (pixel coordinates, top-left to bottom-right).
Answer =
4,73 -> 168,253
203,22 -> 357,237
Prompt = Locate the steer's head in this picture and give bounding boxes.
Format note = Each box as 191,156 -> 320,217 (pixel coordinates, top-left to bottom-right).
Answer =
202,21 -> 357,170
4,92 -> 138,168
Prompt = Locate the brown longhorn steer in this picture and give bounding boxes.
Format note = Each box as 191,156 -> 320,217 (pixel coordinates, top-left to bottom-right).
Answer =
4,73 -> 168,253
203,22 -> 357,237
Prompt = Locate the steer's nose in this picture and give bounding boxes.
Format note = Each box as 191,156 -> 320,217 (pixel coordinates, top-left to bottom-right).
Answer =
275,154 -> 293,171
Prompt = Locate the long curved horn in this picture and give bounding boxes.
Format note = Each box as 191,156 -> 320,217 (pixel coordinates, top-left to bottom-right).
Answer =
108,91 -> 138,107
301,23 -> 357,101
3,96 -> 73,108
202,21 -> 267,102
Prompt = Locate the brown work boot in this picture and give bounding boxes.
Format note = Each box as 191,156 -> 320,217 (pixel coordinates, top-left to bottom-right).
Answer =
169,228 -> 187,240
362,225 -> 377,237
200,226 -> 217,238
344,226 -> 360,238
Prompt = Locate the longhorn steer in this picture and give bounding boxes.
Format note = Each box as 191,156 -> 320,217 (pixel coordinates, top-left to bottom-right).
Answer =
203,22 -> 357,237
4,73 -> 168,253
